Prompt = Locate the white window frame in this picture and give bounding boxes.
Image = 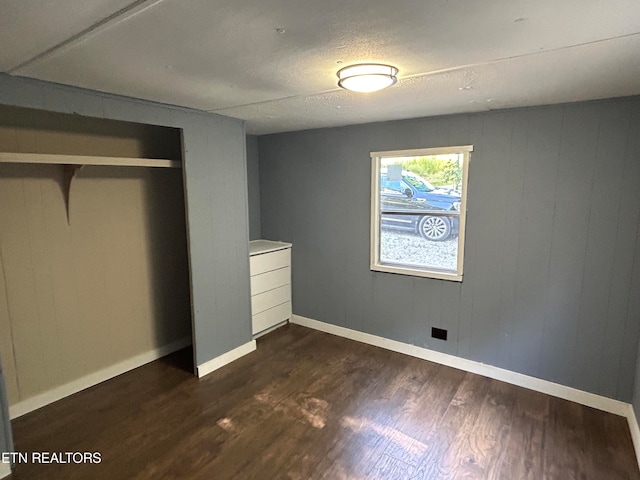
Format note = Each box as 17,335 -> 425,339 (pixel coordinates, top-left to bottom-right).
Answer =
370,145 -> 472,281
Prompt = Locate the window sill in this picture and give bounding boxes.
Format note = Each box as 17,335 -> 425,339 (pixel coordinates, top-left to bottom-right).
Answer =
371,263 -> 463,282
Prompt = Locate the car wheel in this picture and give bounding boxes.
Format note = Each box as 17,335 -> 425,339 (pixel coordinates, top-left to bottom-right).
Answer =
418,216 -> 451,241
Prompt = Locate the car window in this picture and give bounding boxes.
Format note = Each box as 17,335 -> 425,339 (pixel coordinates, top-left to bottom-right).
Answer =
404,174 -> 434,192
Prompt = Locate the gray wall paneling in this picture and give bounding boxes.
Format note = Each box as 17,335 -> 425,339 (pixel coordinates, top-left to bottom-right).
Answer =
259,97 -> 640,402
246,135 -> 262,240
505,108 -> 563,379
538,104 -> 599,388
626,106 -> 640,413
573,101 -> 633,396
0,73 -> 252,370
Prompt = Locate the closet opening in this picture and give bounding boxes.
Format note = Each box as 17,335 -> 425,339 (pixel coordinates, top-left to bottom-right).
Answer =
0,104 -> 193,420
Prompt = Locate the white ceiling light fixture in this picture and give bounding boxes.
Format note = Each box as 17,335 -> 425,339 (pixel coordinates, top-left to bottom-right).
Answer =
337,63 -> 398,93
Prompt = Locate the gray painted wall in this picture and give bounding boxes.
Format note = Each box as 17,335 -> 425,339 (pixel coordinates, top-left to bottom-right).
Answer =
246,135 -> 262,240
259,97 -> 640,402
0,73 -> 253,368
634,348 -> 640,431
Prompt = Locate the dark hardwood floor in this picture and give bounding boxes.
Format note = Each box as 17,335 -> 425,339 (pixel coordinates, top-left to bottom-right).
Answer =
7,324 -> 640,479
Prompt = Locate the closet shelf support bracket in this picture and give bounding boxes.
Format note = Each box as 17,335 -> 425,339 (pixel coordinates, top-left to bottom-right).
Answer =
62,164 -> 84,223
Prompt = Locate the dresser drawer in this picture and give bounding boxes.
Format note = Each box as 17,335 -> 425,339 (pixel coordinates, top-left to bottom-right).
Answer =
250,266 -> 290,296
251,284 -> 291,316
250,248 -> 290,276
252,302 -> 291,334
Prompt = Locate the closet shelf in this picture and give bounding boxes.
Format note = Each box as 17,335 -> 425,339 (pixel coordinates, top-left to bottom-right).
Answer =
0,152 -> 182,223
0,152 -> 181,168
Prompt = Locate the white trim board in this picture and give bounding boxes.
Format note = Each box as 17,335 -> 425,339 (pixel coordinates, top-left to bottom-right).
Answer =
292,314 -> 640,469
9,336 -> 191,419
0,152 -> 181,168
196,340 -> 256,378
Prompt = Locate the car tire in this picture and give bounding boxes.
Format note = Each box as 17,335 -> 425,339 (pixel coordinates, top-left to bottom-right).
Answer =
418,216 -> 451,241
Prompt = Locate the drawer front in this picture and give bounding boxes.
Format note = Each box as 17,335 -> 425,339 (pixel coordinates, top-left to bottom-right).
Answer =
250,266 -> 290,296
252,301 -> 292,334
250,248 -> 290,276
251,284 -> 291,316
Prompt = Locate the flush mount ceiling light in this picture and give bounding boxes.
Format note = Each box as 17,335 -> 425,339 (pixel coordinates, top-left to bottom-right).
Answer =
337,63 -> 398,93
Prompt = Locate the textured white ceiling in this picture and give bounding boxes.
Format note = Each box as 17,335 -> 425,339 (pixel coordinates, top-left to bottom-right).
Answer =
2,0 -> 640,134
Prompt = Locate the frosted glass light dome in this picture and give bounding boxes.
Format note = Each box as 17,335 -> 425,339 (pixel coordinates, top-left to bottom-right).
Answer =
337,64 -> 398,93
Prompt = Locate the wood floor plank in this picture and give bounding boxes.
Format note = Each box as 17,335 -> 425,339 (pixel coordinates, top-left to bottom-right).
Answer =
312,346 -> 433,478
7,324 -> 640,480
412,372 -> 493,479
366,365 -> 471,480
194,331 -> 365,479
463,379 -> 517,479
313,353 -> 469,480
236,342 -> 381,479
543,397 -> 590,480
581,404 -> 640,480
496,386 -> 548,480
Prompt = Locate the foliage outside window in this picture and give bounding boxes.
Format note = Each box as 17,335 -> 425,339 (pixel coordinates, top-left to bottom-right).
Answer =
370,145 -> 472,281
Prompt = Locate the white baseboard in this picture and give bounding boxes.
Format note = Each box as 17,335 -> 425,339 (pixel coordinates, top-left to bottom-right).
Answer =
291,315 -> 631,417
0,462 -> 10,479
9,336 -> 192,419
197,340 -> 256,378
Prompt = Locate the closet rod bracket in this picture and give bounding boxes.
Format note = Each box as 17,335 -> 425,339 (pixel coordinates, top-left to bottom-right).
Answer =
62,164 -> 84,223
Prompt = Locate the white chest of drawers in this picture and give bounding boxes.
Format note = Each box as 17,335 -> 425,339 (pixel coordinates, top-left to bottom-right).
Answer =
249,240 -> 292,336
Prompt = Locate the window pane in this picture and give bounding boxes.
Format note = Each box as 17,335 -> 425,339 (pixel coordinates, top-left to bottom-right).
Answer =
372,148 -> 470,280
380,225 -> 458,271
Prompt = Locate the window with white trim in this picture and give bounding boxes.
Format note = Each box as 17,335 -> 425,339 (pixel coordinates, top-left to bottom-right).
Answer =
370,145 -> 472,281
